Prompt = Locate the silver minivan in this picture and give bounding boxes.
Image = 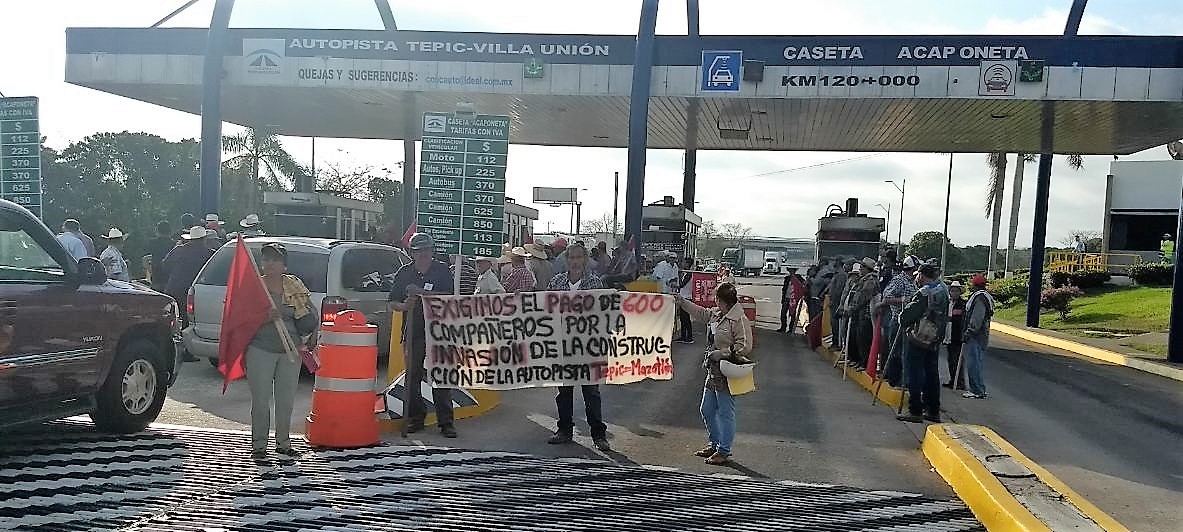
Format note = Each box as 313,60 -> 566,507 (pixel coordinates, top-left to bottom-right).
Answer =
182,237 -> 409,364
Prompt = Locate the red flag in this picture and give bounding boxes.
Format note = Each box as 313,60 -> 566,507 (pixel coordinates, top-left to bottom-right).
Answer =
866,315 -> 882,379
218,237 -> 272,392
400,222 -> 417,248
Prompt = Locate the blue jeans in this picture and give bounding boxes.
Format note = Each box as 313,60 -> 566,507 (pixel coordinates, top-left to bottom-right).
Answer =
963,335 -> 988,395
700,387 -> 736,455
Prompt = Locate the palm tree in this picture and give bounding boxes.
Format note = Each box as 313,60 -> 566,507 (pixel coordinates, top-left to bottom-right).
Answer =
985,153 -> 1008,274
999,153 -> 1085,272
222,127 -> 308,212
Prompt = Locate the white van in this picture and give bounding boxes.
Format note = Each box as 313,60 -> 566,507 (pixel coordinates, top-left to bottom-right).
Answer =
183,237 -> 410,365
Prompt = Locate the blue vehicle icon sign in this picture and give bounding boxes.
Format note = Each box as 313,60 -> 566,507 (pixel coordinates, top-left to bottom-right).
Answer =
701,51 -> 742,92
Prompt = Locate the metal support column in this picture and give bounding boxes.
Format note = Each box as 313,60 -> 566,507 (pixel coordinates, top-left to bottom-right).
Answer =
1026,101 -> 1055,327
373,0 -> 417,237
1064,0 -> 1089,36
682,0 -> 700,211
623,0 -> 660,261
1168,184 -> 1183,362
198,0 -> 236,216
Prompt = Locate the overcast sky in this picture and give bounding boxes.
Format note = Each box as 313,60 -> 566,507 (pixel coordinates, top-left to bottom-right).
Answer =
3,0 -> 1181,246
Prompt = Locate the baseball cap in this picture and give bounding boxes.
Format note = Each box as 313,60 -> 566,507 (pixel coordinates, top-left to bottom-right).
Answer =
971,274 -> 988,287
261,242 -> 287,261
902,255 -> 920,269
408,232 -> 435,251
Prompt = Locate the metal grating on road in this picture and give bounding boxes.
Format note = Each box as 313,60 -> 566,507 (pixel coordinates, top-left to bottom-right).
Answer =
0,421 -> 984,531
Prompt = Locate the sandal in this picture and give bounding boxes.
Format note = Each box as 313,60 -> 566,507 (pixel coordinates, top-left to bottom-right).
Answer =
704,452 -> 730,465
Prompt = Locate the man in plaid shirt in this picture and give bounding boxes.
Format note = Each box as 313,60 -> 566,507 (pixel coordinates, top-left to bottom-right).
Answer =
501,246 -> 536,293
879,255 -> 920,386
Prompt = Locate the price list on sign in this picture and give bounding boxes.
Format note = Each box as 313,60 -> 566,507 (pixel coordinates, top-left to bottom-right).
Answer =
0,97 -> 41,218
416,112 -> 510,256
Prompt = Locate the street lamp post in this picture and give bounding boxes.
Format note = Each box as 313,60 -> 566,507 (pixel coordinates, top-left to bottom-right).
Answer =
886,179 -> 906,255
875,202 -> 891,244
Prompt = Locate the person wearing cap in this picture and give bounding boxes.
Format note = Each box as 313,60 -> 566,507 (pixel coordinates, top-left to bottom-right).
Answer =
204,214 -> 227,241
846,257 -> 880,370
943,281 -> 967,390
544,243 -> 611,450
98,228 -> 131,282
501,246 -> 537,293
56,219 -> 90,261
961,275 -> 995,399
228,214 -> 265,239
827,259 -> 851,349
897,263 -> 950,423
1161,233 -> 1175,264
550,237 -> 569,274
163,226 -> 217,339
879,255 -> 921,386
675,282 -> 753,465
247,243 -> 318,460
836,262 -> 862,348
388,232 -> 458,437
474,256 -> 505,294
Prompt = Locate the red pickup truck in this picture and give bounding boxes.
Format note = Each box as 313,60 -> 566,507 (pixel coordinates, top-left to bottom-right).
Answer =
0,200 -> 181,433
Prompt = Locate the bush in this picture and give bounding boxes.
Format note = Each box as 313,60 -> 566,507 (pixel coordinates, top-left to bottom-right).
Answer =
1128,262 -> 1174,286
1049,270 -> 1111,290
988,273 -> 1030,304
1040,286 -> 1083,319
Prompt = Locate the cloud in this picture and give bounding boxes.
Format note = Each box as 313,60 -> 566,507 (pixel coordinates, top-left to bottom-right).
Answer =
983,8 -> 1129,35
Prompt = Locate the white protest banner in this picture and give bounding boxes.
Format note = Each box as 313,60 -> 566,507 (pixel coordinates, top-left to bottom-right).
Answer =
421,289 -> 674,389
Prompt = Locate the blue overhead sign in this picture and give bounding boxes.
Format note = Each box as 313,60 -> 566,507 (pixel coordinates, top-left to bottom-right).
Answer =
701,51 -> 742,92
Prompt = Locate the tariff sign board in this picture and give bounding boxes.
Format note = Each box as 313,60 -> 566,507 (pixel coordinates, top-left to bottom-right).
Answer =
0,97 -> 41,218
417,112 -> 510,256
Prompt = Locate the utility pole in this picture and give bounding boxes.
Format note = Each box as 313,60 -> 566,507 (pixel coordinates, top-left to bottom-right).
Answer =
612,171 -> 620,238
940,154 -> 953,275
887,179 -> 906,255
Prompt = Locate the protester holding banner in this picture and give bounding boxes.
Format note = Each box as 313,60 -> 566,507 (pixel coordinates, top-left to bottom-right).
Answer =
544,243 -> 611,451
247,243 -> 317,460
676,283 -> 754,465
389,233 -> 458,438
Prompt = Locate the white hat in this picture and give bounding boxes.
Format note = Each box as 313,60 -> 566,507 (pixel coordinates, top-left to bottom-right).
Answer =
949,281 -> 963,288
204,214 -> 225,225
180,226 -> 210,240
239,214 -> 261,228
524,243 -> 549,259
719,359 -> 755,379
902,255 -> 921,269
100,228 -> 127,240
511,246 -> 531,258
851,263 -> 862,273
474,256 -> 497,263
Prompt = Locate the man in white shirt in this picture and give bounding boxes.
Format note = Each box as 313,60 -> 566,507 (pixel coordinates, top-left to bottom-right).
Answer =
56,221 -> 88,261
474,256 -> 505,294
98,228 -> 131,281
651,252 -> 678,294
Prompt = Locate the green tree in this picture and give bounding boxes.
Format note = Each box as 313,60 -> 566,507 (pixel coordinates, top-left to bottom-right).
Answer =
907,231 -> 950,262
221,127 -> 307,213
41,132 -> 202,277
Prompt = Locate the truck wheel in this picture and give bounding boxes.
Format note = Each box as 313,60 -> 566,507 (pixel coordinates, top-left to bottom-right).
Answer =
91,339 -> 167,433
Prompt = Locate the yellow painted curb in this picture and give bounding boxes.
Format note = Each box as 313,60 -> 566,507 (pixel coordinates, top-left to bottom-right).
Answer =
814,345 -> 904,409
991,322 -> 1183,383
923,424 -> 1129,532
380,311 -> 500,432
973,425 -> 1129,532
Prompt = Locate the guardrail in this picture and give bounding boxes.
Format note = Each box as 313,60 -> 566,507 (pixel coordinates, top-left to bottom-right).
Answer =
1045,251 -> 1143,274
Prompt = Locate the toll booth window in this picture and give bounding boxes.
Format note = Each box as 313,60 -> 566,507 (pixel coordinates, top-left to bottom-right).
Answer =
0,214 -> 63,282
340,248 -> 407,292
196,246 -> 329,293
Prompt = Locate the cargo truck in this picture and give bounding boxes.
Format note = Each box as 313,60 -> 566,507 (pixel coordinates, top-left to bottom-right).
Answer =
722,247 -> 765,277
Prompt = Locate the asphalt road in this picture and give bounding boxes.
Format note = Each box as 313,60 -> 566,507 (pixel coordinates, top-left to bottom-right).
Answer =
738,273 -> 1182,531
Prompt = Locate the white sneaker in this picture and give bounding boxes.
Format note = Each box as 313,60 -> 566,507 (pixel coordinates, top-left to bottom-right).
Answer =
962,391 -> 984,399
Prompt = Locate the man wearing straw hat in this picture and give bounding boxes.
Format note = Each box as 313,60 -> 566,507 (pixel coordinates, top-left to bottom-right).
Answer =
502,246 -> 536,294
98,228 -> 131,282
474,255 -> 505,294
228,214 -> 266,239
524,241 -> 552,290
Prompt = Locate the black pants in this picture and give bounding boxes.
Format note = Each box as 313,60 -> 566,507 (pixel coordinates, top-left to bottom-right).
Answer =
677,307 -> 694,341
905,343 -> 941,417
556,385 -> 606,438
408,336 -> 454,427
850,315 -> 872,367
945,342 -> 965,388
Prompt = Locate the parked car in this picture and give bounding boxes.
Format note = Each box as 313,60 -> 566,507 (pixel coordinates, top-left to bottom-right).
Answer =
184,237 -> 410,365
0,200 -> 181,433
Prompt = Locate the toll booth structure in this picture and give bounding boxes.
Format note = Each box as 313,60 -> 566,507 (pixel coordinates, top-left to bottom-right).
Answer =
504,198 -> 539,247
642,195 -> 701,261
1102,160 -> 1183,268
264,191 -> 382,241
